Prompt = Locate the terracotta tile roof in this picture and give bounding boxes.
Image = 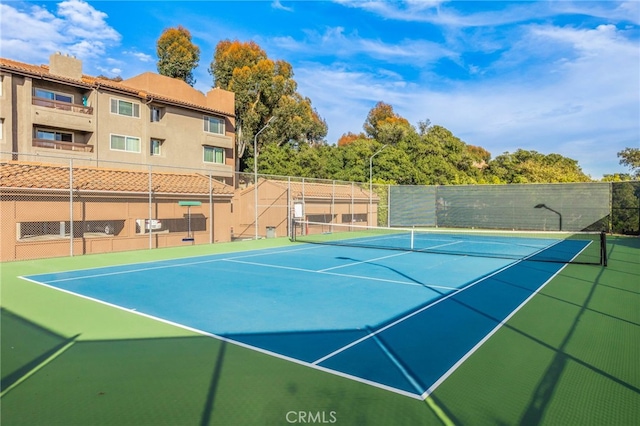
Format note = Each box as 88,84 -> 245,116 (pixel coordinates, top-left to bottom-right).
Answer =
0,161 -> 233,196
259,178 -> 376,200
0,57 -> 233,117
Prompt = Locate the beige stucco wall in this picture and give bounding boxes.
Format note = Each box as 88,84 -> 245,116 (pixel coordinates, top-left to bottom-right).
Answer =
1,193 -> 233,261
0,73 -> 11,154
1,57 -> 236,184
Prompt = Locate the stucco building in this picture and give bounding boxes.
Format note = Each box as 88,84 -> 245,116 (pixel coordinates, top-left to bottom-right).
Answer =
0,53 -> 235,184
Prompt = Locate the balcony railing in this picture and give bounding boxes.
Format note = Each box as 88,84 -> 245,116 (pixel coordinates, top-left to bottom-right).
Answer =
32,97 -> 93,114
32,139 -> 94,152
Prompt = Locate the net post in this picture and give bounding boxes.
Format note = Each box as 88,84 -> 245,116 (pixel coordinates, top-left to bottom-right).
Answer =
600,231 -> 607,267
410,229 -> 415,250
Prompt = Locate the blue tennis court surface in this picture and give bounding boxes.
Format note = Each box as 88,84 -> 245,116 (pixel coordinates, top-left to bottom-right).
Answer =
23,237 -> 590,399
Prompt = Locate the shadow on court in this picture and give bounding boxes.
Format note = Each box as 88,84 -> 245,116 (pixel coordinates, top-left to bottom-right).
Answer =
0,308 -> 441,426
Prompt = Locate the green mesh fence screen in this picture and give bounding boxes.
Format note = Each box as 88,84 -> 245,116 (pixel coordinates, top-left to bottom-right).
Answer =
390,183 -> 612,232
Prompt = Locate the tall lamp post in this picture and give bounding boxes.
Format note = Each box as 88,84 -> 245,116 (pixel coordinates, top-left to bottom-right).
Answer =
254,116 -> 276,239
369,144 -> 387,226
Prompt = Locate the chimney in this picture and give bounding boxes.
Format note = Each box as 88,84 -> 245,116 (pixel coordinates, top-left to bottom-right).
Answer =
49,52 -> 83,80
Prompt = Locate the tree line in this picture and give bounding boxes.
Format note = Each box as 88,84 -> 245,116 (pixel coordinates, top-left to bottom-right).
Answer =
155,26 -> 640,185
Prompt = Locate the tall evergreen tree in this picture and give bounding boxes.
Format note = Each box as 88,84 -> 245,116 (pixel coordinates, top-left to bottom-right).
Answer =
156,26 -> 200,86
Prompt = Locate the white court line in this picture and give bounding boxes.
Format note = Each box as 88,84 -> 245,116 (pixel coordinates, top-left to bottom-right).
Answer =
311,259 -> 521,365
318,251 -> 413,272
223,258 -> 457,290
17,274 -> 424,401
420,262 -> 570,400
37,244 -> 325,284
18,240 -> 583,401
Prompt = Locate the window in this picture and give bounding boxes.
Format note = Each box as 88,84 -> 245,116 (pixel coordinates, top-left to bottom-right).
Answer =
110,134 -> 140,153
36,128 -> 73,142
150,106 -> 163,122
204,146 -> 225,164
110,98 -> 140,118
342,213 -> 367,223
34,88 -> 73,103
0,119 -> 3,140
204,116 -> 224,134
150,139 -> 163,156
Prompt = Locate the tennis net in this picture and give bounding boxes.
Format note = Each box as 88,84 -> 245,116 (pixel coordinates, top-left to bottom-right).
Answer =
291,220 -> 607,266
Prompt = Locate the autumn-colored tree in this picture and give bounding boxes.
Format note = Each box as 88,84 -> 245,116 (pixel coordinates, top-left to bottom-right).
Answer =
156,26 -> 200,86
209,40 -> 327,172
209,40 -> 267,88
337,132 -> 367,147
363,101 -> 411,141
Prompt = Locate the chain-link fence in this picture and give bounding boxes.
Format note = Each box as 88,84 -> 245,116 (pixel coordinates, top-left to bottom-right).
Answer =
1,152 -> 637,261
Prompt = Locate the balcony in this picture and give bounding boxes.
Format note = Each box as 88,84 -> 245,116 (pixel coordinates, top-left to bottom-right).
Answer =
32,98 -> 94,133
32,139 -> 94,153
32,97 -> 93,114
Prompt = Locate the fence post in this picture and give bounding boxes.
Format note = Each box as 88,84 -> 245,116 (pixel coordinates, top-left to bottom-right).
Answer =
332,180 -> 335,232
148,165 -> 153,249
209,173 -> 213,244
351,182 -> 355,224
387,184 -> 391,227
287,176 -> 291,238
69,159 -> 74,257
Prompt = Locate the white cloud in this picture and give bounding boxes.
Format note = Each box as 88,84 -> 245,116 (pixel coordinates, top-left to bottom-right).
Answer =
295,21 -> 639,178
272,0 -> 294,12
0,1 -> 120,64
124,51 -> 154,63
275,26 -> 457,66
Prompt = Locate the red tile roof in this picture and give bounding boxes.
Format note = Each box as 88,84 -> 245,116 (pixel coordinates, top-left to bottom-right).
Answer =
0,161 -> 233,195
0,57 -> 233,117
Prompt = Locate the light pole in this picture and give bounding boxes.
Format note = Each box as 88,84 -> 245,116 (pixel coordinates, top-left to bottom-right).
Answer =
369,144 -> 387,226
254,116 -> 276,239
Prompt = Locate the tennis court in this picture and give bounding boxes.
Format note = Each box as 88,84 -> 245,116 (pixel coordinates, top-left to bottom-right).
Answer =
2,231 -> 639,425
19,227 -> 604,399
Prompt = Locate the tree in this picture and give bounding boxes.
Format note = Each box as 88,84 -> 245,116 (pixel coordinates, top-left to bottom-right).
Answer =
363,101 -> 411,141
209,40 -> 327,172
486,149 -> 591,183
156,26 -> 200,86
618,147 -> 640,178
337,132 -> 367,147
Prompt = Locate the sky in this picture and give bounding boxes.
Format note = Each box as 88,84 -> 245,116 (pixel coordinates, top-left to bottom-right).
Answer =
1,0 -> 638,179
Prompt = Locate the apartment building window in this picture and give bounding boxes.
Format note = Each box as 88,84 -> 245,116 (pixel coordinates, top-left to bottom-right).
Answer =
150,106 -> 164,122
150,139 -> 163,156
34,88 -> 73,104
203,146 -> 225,164
110,134 -> 141,153
110,98 -> 140,118
36,128 -> 73,142
0,118 -> 3,140
204,116 -> 224,134
0,76 -> 3,97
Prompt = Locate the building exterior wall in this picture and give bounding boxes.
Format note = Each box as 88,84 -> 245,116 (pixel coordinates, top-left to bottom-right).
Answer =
1,191 -> 232,262
0,54 -> 236,185
0,74 -> 13,152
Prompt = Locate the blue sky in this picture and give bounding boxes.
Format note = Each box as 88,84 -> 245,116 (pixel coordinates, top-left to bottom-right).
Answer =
1,0 -> 638,178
